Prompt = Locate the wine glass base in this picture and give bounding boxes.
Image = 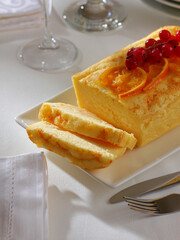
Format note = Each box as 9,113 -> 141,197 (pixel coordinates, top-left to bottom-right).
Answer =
63,0 -> 127,32
17,38 -> 78,72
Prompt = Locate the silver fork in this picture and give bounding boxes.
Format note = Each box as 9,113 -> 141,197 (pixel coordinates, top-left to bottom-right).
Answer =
124,193 -> 180,214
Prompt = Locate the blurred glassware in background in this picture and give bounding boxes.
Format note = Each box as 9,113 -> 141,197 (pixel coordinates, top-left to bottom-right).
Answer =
63,0 -> 127,32
17,0 -> 78,72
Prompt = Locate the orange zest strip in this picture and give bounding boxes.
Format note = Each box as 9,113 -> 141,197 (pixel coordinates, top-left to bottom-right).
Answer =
118,70 -> 147,98
143,58 -> 169,92
99,66 -> 147,98
98,65 -> 125,86
99,58 -> 170,97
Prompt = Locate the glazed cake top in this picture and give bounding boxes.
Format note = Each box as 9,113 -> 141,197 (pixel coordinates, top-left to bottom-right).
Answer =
73,26 -> 180,120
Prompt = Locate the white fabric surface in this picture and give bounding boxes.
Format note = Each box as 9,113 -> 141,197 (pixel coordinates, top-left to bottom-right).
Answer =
0,0 -> 43,31
0,152 -> 48,240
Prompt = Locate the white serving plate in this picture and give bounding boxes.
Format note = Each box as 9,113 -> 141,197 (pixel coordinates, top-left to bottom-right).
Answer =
142,0 -> 180,20
171,0 -> 180,3
155,0 -> 180,9
15,87 -> 180,188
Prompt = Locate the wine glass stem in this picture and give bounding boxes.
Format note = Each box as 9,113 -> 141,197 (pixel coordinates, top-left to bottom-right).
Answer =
40,0 -> 59,49
79,0 -> 111,20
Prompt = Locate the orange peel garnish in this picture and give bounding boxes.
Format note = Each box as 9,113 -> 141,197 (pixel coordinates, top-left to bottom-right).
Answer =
98,65 -> 125,86
144,58 -> 169,92
99,66 -> 147,98
118,68 -> 147,98
98,58 -> 169,97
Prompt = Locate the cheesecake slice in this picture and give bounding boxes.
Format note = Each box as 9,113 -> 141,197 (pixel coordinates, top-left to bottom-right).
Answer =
26,121 -> 126,170
38,102 -> 136,149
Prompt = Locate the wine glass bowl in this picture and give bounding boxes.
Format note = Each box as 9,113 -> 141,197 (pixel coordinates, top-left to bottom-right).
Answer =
17,0 -> 78,72
63,0 -> 127,32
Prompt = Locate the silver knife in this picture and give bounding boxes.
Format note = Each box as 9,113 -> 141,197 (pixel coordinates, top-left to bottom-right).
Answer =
109,171 -> 180,204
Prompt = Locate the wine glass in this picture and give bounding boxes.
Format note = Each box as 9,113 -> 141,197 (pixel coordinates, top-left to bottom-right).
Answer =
17,0 -> 78,72
63,0 -> 127,32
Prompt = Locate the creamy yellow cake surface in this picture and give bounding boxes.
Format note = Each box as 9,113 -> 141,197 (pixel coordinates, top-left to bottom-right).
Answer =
26,121 -> 126,170
38,102 -> 136,149
72,26 -> 180,146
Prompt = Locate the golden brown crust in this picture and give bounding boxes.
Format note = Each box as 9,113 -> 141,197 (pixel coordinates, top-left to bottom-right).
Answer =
38,102 -> 137,149
72,26 -> 180,146
73,26 -> 180,82
26,121 -> 126,170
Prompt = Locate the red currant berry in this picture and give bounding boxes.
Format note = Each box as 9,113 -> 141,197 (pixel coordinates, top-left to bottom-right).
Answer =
156,39 -> 163,49
168,36 -> 179,47
175,30 -> 180,42
127,48 -> 135,57
169,39 -> 179,48
174,46 -> 180,57
149,48 -> 163,63
159,30 -> 171,41
133,47 -> 147,62
145,38 -> 156,48
125,56 -> 138,70
161,43 -> 174,58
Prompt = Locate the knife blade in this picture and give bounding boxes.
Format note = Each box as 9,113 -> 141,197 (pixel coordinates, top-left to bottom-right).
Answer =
109,171 -> 180,204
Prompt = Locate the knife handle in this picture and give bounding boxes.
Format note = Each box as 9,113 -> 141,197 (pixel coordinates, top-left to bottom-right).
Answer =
154,174 -> 180,190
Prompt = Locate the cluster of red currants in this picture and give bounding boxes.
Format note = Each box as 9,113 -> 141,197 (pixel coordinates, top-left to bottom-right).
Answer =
125,29 -> 180,70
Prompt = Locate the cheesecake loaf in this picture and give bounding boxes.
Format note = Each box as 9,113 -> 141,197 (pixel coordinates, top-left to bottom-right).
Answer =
38,102 -> 137,149
72,26 -> 180,146
27,121 -> 126,170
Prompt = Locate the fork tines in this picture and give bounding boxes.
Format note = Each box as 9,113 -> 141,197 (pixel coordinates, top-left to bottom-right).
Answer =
124,196 -> 160,214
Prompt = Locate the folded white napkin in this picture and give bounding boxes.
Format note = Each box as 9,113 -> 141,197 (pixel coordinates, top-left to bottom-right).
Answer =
0,152 -> 48,240
0,0 -> 43,31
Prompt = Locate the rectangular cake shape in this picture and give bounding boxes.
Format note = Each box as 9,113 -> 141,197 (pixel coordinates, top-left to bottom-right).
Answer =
72,26 -> 180,146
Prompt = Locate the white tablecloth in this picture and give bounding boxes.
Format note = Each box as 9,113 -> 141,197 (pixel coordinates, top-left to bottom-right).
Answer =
1,0 -> 180,239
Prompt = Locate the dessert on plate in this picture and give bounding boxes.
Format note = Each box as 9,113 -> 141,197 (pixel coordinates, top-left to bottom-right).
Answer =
26,121 -> 126,170
27,26 -> 180,169
38,102 -> 136,149
73,26 -> 180,146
